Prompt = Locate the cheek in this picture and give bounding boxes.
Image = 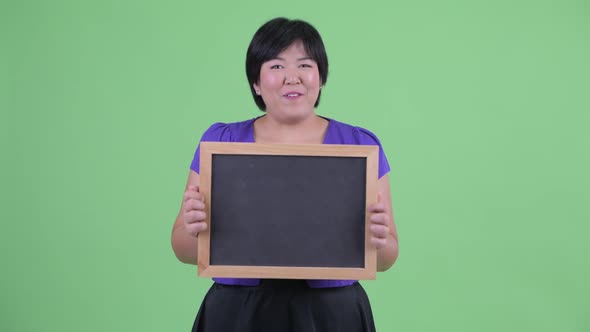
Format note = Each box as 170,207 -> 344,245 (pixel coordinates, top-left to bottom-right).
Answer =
259,72 -> 281,89
305,72 -> 321,89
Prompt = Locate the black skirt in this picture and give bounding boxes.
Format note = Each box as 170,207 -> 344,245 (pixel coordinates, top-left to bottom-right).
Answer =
192,279 -> 376,332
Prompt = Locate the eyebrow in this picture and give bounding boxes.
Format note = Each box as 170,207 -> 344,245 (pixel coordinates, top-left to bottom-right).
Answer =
272,56 -> 314,61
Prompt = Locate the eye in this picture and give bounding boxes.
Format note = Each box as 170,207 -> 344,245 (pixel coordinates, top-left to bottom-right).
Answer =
299,63 -> 313,68
270,64 -> 284,69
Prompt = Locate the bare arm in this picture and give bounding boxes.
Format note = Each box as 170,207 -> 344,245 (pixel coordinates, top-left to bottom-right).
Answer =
369,174 -> 399,272
171,170 -> 205,265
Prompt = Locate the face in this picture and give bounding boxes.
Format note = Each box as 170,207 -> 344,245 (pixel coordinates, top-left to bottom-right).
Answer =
253,41 -> 322,122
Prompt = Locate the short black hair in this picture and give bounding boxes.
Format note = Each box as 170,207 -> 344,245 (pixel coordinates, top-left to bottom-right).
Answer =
246,17 -> 329,111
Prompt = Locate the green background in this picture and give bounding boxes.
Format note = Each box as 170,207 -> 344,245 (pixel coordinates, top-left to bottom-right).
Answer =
2,0 -> 589,331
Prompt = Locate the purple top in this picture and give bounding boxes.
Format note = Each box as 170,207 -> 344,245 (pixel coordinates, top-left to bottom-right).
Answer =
191,116 -> 390,288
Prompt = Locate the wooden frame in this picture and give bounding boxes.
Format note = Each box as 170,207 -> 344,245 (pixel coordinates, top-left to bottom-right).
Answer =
198,142 -> 379,280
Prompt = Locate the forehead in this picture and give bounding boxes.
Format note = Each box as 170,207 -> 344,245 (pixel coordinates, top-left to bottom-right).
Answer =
275,40 -> 309,58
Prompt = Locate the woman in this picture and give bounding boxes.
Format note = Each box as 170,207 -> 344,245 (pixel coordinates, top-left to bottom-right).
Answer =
171,17 -> 399,332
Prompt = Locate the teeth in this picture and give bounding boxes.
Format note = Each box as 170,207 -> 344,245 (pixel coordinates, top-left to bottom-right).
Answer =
287,94 -> 299,97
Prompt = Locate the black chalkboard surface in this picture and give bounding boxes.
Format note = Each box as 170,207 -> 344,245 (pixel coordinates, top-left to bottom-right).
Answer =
198,142 -> 379,280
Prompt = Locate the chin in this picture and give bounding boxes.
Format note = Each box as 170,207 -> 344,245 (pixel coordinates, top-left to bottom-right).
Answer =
287,107 -> 316,118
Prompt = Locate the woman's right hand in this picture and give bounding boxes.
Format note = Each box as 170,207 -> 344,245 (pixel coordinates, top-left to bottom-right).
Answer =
182,185 -> 208,237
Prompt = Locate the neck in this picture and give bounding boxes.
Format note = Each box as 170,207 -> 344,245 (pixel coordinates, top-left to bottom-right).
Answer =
254,113 -> 328,144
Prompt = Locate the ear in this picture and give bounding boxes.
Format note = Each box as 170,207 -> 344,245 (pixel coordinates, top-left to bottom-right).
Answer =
253,83 -> 261,95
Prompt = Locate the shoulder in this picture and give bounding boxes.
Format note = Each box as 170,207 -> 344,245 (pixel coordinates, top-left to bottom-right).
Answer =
327,118 -> 384,146
200,118 -> 256,142
327,117 -> 391,178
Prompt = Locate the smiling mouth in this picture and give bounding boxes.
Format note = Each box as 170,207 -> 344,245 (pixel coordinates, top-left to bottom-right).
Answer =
284,93 -> 303,98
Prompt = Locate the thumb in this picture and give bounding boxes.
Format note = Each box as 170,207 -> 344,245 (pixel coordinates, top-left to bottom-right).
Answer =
188,185 -> 200,192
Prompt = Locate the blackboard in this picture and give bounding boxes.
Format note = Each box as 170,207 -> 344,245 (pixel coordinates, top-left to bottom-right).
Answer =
198,142 -> 379,280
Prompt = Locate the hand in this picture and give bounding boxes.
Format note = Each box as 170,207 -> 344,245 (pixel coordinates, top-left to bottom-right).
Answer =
182,185 -> 208,237
367,192 -> 390,250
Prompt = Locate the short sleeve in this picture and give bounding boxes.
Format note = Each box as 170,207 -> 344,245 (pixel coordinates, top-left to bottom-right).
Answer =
190,123 -> 232,174
353,127 -> 391,178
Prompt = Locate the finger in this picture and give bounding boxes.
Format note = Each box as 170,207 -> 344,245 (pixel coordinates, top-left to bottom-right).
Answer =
184,199 -> 205,213
370,213 -> 389,225
370,224 -> 389,239
377,191 -> 382,204
197,191 -> 205,202
368,203 -> 386,213
185,210 -> 206,223
371,237 -> 387,249
184,190 -> 204,203
187,221 -> 207,237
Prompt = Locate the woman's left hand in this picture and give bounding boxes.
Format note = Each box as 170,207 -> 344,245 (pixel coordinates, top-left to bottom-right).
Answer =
367,192 -> 391,250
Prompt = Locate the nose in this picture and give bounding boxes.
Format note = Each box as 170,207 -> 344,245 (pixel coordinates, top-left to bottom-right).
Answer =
284,69 -> 301,85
